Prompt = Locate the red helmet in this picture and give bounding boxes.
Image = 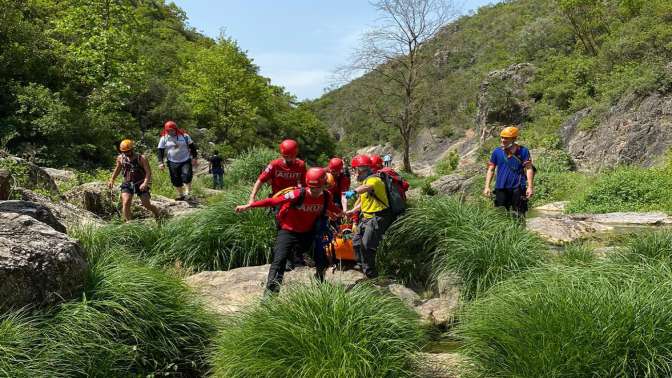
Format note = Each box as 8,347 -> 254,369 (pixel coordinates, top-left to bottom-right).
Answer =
305,167 -> 326,188
328,158 -> 344,172
164,120 -> 178,131
370,155 -> 383,170
351,155 -> 372,169
279,139 -> 299,157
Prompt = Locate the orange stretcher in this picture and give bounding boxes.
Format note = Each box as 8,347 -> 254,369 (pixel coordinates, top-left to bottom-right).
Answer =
326,224 -> 357,262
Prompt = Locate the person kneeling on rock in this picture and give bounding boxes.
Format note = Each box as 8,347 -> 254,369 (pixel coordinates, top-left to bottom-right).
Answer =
235,167 -> 342,295
108,139 -> 161,222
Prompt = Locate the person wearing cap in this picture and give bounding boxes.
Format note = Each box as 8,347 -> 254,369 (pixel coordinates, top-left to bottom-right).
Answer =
108,139 -> 161,222
343,155 -> 392,279
157,120 -> 198,201
248,139 -> 307,203
236,167 -> 343,294
483,126 -> 534,218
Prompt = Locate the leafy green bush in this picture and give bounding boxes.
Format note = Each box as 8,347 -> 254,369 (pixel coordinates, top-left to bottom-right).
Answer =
211,282 -> 424,378
380,196 -> 545,297
223,146 -> 277,188
435,150 -> 459,176
567,166 -> 672,213
457,263 -> 672,377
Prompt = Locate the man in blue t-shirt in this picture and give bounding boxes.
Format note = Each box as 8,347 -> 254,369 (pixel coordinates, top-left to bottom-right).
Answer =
483,126 -> 535,217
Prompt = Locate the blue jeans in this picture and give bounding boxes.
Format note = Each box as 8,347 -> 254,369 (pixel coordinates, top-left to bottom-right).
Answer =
212,173 -> 223,189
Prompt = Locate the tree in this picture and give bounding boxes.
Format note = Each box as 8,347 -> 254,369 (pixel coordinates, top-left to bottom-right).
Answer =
342,0 -> 457,173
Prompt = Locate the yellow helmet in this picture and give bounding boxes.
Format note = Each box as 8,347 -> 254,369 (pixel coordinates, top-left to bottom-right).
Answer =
325,172 -> 336,189
119,139 -> 134,152
500,126 -> 519,139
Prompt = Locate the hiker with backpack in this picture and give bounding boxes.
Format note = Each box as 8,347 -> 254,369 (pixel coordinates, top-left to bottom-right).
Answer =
370,154 -> 410,200
108,139 -> 161,222
235,167 -> 342,294
344,155 -> 399,279
157,120 -> 198,201
483,126 -> 535,218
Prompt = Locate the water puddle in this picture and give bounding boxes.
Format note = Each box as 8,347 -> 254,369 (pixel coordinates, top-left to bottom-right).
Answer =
423,339 -> 462,354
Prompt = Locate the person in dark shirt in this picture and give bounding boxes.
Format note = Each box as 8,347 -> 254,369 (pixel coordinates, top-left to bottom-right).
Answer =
209,151 -> 224,189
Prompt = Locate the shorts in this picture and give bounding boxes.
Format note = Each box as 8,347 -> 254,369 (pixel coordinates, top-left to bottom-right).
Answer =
120,181 -> 150,197
494,187 -> 528,214
168,160 -> 193,187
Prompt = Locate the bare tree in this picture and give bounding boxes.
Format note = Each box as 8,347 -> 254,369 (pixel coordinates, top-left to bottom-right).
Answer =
342,0 -> 457,173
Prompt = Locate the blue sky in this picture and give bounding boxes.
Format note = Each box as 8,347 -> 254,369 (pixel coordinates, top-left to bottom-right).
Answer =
171,0 -> 500,100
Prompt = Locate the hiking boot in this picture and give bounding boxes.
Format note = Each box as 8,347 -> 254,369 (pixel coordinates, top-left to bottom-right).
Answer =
175,195 -> 185,201
285,260 -> 295,272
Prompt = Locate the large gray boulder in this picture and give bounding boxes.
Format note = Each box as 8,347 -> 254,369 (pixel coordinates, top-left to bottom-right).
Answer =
0,156 -> 58,194
64,181 -> 118,219
477,63 -> 536,143
41,167 -> 76,184
430,173 -> 471,196
527,216 -> 612,244
561,92 -> 672,171
0,201 -> 66,233
0,169 -> 9,200
0,212 -> 88,309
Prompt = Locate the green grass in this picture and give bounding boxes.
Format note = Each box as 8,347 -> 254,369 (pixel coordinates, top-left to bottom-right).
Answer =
567,166 -> 672,214
0,246 -> 217,377
555,242 -> 596,266
73,185 -> 276,272
211,282 -> 425,378
223,146 -> 277,188
611,229 -> 672,264
457,263 -> 672,377
380,196 -> 545,298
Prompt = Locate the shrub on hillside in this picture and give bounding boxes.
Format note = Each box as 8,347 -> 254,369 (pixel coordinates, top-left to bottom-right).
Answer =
567,166 -> 672,213
457,263 -> 672,377
211,282 -> 424,378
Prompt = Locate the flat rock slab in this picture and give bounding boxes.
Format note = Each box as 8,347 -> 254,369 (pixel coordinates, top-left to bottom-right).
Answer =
576,212 -> 672,225
417,352 -> 463,378
527,216 -> 612,244
533,201 -> 568,213
186,265 -> 366,316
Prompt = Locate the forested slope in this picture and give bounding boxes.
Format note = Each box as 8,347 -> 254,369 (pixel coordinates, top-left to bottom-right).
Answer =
0,0 -> 335,168
310,0 -> 672,154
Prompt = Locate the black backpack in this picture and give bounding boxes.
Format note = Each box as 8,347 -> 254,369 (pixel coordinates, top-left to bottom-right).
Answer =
370,172 -> 406,218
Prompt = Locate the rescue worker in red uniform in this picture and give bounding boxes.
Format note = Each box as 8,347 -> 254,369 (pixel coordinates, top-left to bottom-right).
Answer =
236,168 -> 343,294
248,139 -> 307,203
326,157 -> 351,212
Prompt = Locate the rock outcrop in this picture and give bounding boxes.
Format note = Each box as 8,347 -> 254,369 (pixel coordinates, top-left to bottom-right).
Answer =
0,201 -> 66,233
0,212 -> 88,309
477,63 -> 536,143
561,92 -> 672,171
0,156 -> 58,194
42,167 -> 76,184
16,188 -> 103,228
430,173 -> 473,196
0,169 -> 9,200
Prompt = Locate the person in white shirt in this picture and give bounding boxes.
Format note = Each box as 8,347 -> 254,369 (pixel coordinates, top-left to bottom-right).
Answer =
157,120 -> 198,200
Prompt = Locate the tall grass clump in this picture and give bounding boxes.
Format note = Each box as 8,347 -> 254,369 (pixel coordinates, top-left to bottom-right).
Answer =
0,312 -> 44,377
555,242 -> 596,266
38,247 -> 218,376
380,196 -> 545,297
150,185 -> 275,270
223,146 -> 277,187
211,282 -> 424,378
457,263 -> 672,377
70,222 -> 164,258
611,229 -> 672,264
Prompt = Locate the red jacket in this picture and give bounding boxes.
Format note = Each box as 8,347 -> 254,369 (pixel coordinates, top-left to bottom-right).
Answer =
379,167 -> 410,192
250,188 -> 341,233
327,172 -> 351,205
258,158 -> 307,195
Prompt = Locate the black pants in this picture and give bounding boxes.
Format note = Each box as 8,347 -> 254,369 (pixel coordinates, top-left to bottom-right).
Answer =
167,160 -> 193,187
266,230 -> 328,293
352,210 -> 392,278
494,188 -> 528,215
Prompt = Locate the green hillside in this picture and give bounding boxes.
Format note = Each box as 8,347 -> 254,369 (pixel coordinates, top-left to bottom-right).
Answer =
309,0 -> 672,152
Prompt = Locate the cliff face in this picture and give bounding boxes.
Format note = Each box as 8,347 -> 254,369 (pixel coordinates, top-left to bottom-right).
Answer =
561,92 -> 672,171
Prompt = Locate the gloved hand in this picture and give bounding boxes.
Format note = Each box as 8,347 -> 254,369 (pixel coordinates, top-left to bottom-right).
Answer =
344,190 -> 356,199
